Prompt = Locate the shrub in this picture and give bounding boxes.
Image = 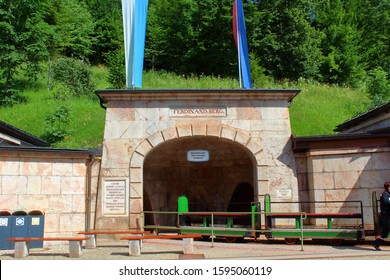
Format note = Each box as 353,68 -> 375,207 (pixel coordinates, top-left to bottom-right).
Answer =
41,105 -> 71,144
105,50 -> 126,89
366,67 -> 390,107
51,57 -> 95,97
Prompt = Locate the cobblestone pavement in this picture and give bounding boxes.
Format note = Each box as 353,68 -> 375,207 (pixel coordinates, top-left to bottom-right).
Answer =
1,237 -> 390,260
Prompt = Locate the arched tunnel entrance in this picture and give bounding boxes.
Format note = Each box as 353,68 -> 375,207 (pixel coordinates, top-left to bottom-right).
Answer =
143,136 -> 256,227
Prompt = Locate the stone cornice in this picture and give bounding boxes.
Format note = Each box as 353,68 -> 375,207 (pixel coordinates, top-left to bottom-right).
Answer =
96,88 -> 300,104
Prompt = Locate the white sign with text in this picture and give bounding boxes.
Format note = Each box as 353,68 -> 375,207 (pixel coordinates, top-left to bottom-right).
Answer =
187,150 -> 209,162
103,179 -> 128,216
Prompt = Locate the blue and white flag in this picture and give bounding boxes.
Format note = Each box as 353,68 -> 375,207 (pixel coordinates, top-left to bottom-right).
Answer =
232,0 -> 252,89
122,0 -> 148,88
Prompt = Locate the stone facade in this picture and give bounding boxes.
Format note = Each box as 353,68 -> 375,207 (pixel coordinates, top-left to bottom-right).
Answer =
96,89 -> 301,229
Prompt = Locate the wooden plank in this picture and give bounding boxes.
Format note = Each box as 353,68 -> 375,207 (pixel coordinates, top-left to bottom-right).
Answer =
267,213 -> 362,218
121,234 -> 201,241
78,230 -> 150,235
8,237 -> 89,242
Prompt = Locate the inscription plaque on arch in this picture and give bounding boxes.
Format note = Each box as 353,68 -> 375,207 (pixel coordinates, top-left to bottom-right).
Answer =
102,178 -> 128,216
170,107 -> 226,117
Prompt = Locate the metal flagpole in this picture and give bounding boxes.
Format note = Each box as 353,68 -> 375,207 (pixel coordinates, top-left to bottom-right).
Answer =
235,1 -> 242,88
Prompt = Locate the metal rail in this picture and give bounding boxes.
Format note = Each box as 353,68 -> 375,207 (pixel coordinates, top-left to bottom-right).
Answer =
141,210 -> 306,251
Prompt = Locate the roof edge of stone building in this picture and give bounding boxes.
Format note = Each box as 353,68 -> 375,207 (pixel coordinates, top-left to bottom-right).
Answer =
0,145 -> 102,157
334,101 -> 390,132
96,88 -> 301,105
0,120 -> 49,147
292,132 -> 390,152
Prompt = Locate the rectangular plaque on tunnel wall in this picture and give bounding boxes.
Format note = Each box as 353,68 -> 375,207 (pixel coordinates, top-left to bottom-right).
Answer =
102,178 -> 129,216
187,150 -> 209,162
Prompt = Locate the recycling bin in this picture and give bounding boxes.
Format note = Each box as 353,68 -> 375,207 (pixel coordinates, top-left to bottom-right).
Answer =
0,210 -> 12,250
28,210 -> 45,248
11,210 -> 28,239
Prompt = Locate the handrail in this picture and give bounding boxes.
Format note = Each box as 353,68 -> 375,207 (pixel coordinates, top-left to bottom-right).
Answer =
263,194 -> 365,230
141,210 -> 307,251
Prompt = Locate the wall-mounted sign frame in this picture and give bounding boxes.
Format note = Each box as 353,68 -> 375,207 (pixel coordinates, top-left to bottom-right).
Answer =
187,150 -> 209,162
102,178 -> 129,216
276,189 -> 292,199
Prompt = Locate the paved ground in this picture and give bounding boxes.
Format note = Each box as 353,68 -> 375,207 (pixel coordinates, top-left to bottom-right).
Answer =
1,236 -> 390,260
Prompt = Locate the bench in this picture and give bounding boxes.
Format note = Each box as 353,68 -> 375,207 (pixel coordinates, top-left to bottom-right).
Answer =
7,237 -> 89,258
181,212 -> 252,227
120,234 -> 202,256
266,212 -> 363,229
78,230 -> 150,249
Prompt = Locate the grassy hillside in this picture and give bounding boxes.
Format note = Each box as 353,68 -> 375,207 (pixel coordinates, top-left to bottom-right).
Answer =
289,82 -> 371,136
0,67 -> 371,148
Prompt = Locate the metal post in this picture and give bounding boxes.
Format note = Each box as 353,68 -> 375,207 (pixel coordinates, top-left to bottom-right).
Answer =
300,213 -> 304,251
211,213 -> 214,247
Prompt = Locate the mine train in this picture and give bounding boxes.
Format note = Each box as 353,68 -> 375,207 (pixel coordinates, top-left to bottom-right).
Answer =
144,193 -> 382,245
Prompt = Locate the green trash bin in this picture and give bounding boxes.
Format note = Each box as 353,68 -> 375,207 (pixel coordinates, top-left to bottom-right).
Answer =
28,210 -> 45,248
0,210 -> 12,250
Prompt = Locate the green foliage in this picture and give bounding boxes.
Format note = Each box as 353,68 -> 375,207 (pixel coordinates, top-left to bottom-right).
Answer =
249,53 -> 270,88
51,57 -> 95,97
0,87 -> 26,106
252,0 -> 323,81
146,0 -> 236,77
314,0 -> 365,86
42,105 -> 71,144
0,0 -> 55,105
53,0 -> 96,59
51,82 -> 73,100
85,0 -> 123,64
366,67 -> 390,107
356,0 -> 390,77
289,81 -> 371,136
105,50 -> 126,89
2,0 -> 389,88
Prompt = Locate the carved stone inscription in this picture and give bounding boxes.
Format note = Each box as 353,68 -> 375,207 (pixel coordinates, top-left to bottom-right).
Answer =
170,107 -> 226,117
103,179 -> 127,216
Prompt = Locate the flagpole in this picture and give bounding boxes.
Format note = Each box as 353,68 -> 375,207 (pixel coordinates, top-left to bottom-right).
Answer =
236,15 -> 242,89
233,0 -> 252,89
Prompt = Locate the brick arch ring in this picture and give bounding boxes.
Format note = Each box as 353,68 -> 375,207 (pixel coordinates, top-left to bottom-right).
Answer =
129,124 -> 265,169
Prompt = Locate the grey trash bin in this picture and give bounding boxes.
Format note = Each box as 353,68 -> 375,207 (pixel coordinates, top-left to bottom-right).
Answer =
11,210 -> 29,239
0,210 -> 13,249
28,210 -> 45,248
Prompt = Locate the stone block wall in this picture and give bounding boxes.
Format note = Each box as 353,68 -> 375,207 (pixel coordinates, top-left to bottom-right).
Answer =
295,148 -> 390,229
0,149 -> 98,238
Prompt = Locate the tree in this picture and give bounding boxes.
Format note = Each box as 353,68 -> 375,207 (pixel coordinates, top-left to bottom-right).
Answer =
366,67 -> 390,107
314,0 -> 365,86
0,0 -> 55,105
356,0 -> 390,76
53,0 -> 95,60
85,0 -> 123,65
248,0 -> 323,81
145,0 -> 197,74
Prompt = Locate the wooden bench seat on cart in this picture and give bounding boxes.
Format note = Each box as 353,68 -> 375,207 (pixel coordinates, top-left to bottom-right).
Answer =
7,237 -> 89,258
120,234 -> 202,256
266,212 -> 364,231
78,230 -> 150,249
266,212 -> 362,219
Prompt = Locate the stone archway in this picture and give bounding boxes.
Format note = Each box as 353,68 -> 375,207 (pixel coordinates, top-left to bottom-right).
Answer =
96,89 -> 300,231
129,124 -> 262,227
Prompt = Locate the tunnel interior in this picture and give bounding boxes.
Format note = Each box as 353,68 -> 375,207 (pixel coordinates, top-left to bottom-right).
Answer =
143,136 -> 255,226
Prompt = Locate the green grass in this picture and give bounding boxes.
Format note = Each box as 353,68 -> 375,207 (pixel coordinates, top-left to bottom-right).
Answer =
0,67 -> 372,148
289,82 -> 371,136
